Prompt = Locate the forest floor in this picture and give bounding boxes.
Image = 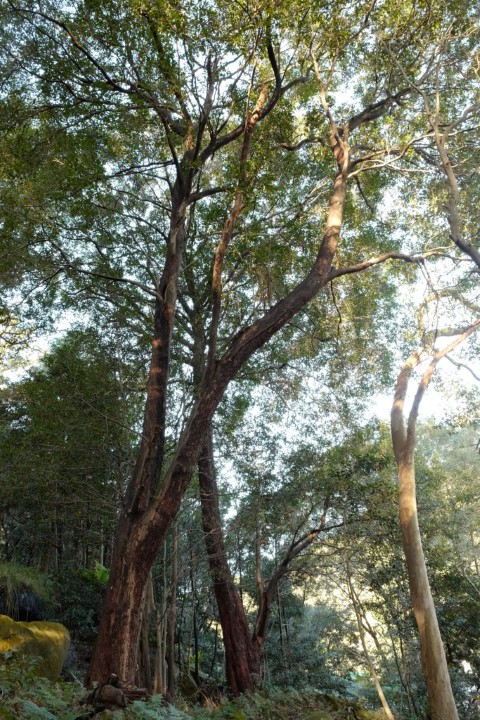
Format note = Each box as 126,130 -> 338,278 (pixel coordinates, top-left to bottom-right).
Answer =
88,689 -> 389,720
0,663 -> 391,720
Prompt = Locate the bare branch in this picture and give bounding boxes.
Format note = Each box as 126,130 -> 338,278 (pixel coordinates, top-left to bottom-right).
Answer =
445,354 -> 480,383
329,251 -> 423,280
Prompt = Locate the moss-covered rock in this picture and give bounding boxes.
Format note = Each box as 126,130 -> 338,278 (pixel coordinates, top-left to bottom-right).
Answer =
0,614 -> 70,679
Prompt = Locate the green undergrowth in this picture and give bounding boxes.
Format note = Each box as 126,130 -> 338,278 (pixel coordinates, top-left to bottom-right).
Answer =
0,663 -> 388,720
0,657 -> 86,720
188,687 -> 387,720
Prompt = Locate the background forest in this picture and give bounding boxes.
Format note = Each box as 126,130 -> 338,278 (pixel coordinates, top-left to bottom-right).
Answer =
0,0 -> 479,718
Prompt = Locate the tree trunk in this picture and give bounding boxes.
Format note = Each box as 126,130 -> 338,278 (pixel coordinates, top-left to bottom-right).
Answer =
198,426 -> 329,693
87,193 -> 188,686
198,428 -> 260,694
396,457 -> 458,720
166,521 -> 178,701
86,514 -> 152,685
389,330 -> 480,720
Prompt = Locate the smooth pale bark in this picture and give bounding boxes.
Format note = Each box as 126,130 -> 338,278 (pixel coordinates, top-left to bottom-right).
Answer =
391,322 -> 480,719
417,79 -> 480,271
396,455 -> 457,720
345,553 -> 395,720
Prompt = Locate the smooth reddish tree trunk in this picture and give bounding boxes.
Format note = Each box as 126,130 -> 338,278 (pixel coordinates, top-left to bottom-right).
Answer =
198,430 -> 261,694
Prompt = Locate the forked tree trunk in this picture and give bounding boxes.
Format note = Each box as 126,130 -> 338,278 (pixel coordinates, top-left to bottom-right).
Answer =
390,325 -> 480,719
88,124 -> 350,687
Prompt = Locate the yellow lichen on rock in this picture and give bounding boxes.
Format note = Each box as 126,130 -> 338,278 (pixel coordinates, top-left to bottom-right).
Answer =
0,614 -> 70,679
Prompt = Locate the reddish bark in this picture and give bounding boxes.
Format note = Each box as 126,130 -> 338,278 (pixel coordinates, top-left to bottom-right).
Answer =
198,428 -> 332,694
88,84 -> 351,685
198,430 -> 260,694
86,184 -> 191,686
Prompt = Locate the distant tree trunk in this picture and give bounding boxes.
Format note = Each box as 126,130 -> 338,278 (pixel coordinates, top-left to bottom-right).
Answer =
344,550 -> 394,720
198,428 -> 260,694
153,541 -> 168,695
198,426 -> 332,694
190,562 -> 200,686
390,325 -> 480,720
209,624 -> 218,677
138,575 -> 153,692
393,633 -> 418,717
166,521 -> 178,701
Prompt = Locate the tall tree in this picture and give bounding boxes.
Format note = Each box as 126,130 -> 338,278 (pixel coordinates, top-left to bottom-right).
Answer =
391,321 -> 480,720
2,0 -> 479,688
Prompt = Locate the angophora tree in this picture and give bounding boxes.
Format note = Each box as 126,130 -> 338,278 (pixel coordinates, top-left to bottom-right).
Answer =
1,0 -> 477,690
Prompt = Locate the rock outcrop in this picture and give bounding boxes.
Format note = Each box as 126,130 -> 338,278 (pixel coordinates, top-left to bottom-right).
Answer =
0,614 -> 70,679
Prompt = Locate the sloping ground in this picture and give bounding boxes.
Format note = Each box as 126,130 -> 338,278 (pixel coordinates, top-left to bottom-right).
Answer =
192,689 -> 387,720
116,689 -> 388,720
0,663 -> 389,720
